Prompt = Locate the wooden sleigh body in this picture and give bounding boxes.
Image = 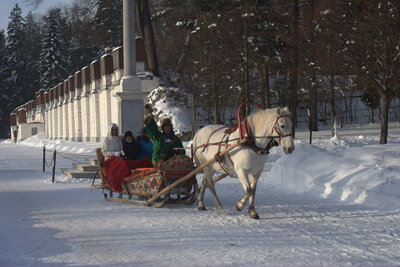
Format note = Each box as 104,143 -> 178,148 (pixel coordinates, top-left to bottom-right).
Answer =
91,148 -> 198,207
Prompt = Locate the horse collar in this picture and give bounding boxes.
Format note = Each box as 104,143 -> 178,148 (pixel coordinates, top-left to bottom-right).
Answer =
250,138 -> 279,155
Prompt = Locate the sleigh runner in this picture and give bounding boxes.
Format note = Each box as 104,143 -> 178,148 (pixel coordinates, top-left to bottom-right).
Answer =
91,148 -> 198,206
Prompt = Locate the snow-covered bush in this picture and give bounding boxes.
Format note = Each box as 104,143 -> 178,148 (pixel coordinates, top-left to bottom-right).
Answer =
146,87 -> 192,140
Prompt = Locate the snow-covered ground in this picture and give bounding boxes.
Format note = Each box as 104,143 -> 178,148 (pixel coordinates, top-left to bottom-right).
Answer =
1,125 -> 400,266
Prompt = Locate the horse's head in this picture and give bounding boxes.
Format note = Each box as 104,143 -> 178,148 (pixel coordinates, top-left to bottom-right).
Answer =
247,106 -> 295,155
272,107 -> 295,154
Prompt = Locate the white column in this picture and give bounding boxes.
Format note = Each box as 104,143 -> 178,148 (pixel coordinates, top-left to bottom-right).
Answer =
123,0 -> 136,77
81,67 -> 91,142
117,0 -> 147,135
89,61 -> 101,142
99,54 -> 113,140
45,99 -> 51,139
67,76 -> 75,141
73,72 -> 83,142
50,90 -> 57,140
62,82 -> 69,140
57,84 -> 63,139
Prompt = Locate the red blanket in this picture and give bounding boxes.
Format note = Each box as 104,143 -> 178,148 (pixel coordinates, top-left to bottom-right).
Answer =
103,157 -> 153,192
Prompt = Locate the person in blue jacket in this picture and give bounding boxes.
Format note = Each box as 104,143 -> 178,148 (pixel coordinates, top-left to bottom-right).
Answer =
136,127 -> 153,160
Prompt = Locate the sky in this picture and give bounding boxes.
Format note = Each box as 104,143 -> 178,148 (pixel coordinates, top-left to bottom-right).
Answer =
0,0 -> 73,32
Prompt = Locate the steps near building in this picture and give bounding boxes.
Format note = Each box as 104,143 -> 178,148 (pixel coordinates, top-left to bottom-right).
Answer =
61,157 -> 100,179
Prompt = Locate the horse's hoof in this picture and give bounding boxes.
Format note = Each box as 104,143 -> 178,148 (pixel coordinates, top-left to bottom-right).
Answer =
236,203 -> 243,211
198,206 -> 206,211
250,213 -> 260,220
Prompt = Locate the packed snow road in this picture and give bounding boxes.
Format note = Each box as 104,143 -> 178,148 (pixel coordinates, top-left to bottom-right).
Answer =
1,127 -> 400,266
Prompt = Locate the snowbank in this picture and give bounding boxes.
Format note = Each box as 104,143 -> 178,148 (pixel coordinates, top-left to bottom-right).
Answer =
269,136 -> 400,208
19,132 -> 98,155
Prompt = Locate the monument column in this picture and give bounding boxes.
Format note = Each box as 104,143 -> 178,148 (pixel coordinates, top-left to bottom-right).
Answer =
116,0 -> 149,135
123,0 -> 136,77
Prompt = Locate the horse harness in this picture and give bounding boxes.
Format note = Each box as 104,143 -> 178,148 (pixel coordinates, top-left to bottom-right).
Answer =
194,113 -> 293,176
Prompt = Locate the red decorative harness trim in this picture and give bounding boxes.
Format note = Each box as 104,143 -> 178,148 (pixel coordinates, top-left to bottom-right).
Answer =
237,102 -> 263,143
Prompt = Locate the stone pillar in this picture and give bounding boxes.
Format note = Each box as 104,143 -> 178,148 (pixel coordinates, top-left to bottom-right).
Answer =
34,92 -> 40,122
26,101 -> 33,123
111,47 -> 123,134
81,66 -> 91,142
99,54 -> 113,140
50,87 -> 57,139
16,108 -> 27,142
18,108 -> 27,123
57,83 -> 63,139
117,0 -> 148,135
44,91 -> 50,138
10,113 -> 17,143
123,0 -> 136,77
37,89 -> 46,123
112,47 -> 124,82
67,75 -> 75,141
62,80 -> 69,140
74,71 -> 83,142
90,60 -> 101,142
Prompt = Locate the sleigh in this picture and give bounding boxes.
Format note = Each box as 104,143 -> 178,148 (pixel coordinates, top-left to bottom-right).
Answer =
91,148 -> 198,206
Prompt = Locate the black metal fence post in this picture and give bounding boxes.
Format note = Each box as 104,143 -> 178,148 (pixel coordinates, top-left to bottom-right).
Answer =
52,150 -> 57,183
42,147 -> 46,172
307,106 -> 312,144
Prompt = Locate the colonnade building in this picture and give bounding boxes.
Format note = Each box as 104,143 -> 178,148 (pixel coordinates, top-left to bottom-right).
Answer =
10,38 -> 159,143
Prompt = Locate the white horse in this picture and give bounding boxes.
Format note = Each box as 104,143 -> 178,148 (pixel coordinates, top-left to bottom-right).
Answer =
193,107 -> 295,219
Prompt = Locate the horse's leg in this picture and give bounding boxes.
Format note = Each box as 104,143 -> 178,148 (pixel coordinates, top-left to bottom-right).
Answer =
204,171 -> 224,210
197,171 -> 208,211
248,171 -> 262,219
235,169 -> 252,212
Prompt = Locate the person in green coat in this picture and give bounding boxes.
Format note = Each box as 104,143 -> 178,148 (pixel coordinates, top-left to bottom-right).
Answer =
144,107 -> 185,167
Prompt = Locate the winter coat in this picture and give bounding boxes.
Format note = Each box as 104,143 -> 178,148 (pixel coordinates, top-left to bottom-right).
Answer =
101,123 -> 123,160
145,117 -> 185,165
122,139 -> 141,160
136,139 -> 153,159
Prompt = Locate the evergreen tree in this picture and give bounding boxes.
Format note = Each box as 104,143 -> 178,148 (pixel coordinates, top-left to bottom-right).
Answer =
39,8 -> 69,90
6,4 -> 26,104
67,1 -> 98,72
0,30 -> 14,138
93,0 -> 123,50
23,12 -> 42,95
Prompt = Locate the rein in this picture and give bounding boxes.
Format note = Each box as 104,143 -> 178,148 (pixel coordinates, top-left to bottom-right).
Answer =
193,104 -> 293,176
193,104 -> 293,155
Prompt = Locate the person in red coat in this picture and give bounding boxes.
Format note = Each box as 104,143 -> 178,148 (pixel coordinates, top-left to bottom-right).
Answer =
102,124 -> 152,193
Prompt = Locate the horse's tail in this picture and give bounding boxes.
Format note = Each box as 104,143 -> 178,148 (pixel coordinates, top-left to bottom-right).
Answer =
192,131 -> 204,173
193,153 -> 204,173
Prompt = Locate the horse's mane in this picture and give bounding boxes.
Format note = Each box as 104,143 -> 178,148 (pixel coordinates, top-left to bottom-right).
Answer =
247,107 -> 290,133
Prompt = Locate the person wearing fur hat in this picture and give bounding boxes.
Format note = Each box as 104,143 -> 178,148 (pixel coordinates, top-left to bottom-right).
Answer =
144,107 -> 185,167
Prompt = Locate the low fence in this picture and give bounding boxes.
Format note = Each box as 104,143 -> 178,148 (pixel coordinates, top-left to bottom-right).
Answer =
42,147 -> 97,183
